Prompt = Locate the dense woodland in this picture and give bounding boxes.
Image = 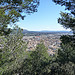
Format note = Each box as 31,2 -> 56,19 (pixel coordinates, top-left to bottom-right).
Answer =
0,0 -> 75,75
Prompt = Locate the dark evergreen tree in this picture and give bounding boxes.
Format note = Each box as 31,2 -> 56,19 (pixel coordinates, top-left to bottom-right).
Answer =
51,0 -> 75,75
0,0 -> 40,35
58,12 -> 75,34
12,43 -> 52,75
53,0 -> 75,33
53,0 -> 75,15
0,27 -> 27,75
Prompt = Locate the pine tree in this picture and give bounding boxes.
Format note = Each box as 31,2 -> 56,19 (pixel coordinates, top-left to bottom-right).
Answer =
53,0 -> 75,33
53,0 -> 75,63
53,0 -> 75,15
0,0 -> 39,35
51,0 -> 75,75
13,42 -> 51,75
0,27 -> 27,75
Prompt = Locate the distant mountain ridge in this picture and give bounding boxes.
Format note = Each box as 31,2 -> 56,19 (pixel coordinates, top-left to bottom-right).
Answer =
22,29 -> 28,32
22,29 -> 73,36
22,29 -> 72,33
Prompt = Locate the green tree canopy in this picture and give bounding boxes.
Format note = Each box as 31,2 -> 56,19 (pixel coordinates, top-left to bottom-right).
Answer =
53,0 -> 75,34
53,0 -> 75,15
12,43 -> 51,75
0,0 -> 40,16
0,27 -> 27,75
0,0 -> 40,35
58,12 -> 75,34
51,0 -> 75,75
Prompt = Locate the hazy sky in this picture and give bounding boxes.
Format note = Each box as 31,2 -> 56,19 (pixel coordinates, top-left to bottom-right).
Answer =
17,0 -> 70,31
